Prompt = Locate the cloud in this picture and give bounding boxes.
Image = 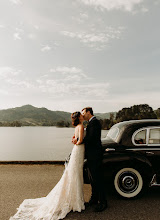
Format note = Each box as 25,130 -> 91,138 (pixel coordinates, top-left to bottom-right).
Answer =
106,91 -> 160,112
13,33 -> 21,40
37,66 -> 109,100
0,66 -> 33,89
0,67 -> 21,79
39,80 -> 109,99
0,24 -> 5,28
0,89 -> 8,95
0,65 -> 109,107
34,25 -> 39,30
9,0 -> 22,5
13,27 -> 36,41
28,33 -> 36,39
141,7 -> 149,13
79,0 -> 143,12
6,78 -> 33,88
154,0 -> 160,5
49,66 -> 88,82
70,82 -> 109,98
72,12 -> 89,24
41,45 -> 52,52
80,13 -> 89,19
50,66 -> 84,74
53,42 -> 60,48
13,28 -> 24,40
61,26 -> 124,50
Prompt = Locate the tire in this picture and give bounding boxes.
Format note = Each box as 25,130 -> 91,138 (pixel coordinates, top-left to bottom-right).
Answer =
114,167 -> 143,198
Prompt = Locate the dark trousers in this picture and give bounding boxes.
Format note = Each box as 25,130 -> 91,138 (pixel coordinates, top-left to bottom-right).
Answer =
87,159 -> 106,203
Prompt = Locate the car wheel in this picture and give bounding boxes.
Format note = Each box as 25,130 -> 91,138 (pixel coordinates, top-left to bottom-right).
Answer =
114,167 -> 143,198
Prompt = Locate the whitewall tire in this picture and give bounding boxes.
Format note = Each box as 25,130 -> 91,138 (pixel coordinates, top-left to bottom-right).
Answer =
114,167 -> 143,198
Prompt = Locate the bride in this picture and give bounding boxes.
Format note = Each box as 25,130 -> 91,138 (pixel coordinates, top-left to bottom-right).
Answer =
10,112 -> 85,220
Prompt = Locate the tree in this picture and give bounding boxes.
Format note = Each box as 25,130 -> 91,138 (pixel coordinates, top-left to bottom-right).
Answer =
56,121 -> 71,127
109,113 -> 115,128
100,119 -> 110,130
155,108 -> 160,119
116,104 -> 157,122
10,121 -> 22,127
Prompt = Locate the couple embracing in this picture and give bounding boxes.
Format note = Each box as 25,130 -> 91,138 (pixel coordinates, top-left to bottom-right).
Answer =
10,107 -> 107,220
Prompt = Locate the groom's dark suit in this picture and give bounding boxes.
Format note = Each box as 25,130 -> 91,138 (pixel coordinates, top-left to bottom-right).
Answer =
84,116 -> 106,204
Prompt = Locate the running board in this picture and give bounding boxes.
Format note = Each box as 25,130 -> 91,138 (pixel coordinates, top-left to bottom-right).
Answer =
150,174 -> 160,187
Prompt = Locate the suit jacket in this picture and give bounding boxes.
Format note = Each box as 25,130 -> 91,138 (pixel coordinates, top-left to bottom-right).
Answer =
84,117 -> 103,160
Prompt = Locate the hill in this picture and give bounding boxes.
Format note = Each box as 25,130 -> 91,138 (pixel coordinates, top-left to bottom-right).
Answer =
0,105 -> 71,126
0,104 -> 117,126
95,112 -> 117,120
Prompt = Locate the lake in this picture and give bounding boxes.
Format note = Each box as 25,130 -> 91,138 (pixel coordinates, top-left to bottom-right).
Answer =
0,127 -> 108,161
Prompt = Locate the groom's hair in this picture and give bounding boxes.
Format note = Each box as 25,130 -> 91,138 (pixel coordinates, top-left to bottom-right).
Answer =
82,107 -> 93,116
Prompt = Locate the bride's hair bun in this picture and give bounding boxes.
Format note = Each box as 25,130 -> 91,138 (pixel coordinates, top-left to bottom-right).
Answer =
71,111 -> 81,126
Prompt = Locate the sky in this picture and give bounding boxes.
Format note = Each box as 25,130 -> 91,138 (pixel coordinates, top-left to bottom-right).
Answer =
0,0 -> 160,113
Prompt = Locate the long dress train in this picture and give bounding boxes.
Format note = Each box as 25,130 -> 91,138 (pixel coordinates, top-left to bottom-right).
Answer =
9,143 -> 85,220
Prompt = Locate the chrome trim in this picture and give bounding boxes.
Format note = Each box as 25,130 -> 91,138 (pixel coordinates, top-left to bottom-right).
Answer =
132,127 -> 147,146
118,171 -> 139,193
150,174 -> 160,187
148,127 -> 160,146
132,126 -> 160,147
145,151 -> 154,155
148,126 -> 160,129
105,148 -> 115,152
122,176 -> 135,190
127,148 -> 160,151
148,144 -> 160,146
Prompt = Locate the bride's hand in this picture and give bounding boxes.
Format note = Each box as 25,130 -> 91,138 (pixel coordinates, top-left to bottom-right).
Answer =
72,136 -> 77,144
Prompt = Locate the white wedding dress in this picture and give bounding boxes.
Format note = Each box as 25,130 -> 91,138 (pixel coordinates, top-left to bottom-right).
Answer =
9,142 -> 85,220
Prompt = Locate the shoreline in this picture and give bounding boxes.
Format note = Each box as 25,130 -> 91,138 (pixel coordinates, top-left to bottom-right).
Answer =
0,161 -> 65,165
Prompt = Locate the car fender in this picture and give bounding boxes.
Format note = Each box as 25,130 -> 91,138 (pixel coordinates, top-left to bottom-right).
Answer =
102,151 -> 154,182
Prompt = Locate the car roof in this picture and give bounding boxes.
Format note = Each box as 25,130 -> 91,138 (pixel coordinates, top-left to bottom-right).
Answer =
111,119 -> 160,144
113,119 -> 160,130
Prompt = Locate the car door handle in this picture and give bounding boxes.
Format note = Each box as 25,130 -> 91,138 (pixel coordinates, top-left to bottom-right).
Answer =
146,151 -> 154,155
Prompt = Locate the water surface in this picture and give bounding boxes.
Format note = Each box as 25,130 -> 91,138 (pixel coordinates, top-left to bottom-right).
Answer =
0,127 -> 108,161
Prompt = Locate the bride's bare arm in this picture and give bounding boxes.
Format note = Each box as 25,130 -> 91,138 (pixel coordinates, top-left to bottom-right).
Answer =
76,125 -> 84,145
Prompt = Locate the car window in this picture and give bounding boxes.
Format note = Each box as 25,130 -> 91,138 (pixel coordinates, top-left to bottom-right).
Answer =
107,127 -> 119,141
149,128 -> 160,144
134,129 -> 146,145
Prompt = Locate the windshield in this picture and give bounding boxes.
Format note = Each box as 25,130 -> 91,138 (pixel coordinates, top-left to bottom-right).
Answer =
107,127 -> 119,141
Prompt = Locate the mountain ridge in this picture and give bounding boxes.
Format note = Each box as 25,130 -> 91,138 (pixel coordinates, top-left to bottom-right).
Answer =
0,105 -> 116,126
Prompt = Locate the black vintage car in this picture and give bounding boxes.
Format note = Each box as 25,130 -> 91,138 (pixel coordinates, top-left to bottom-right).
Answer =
83,119 -> 160,198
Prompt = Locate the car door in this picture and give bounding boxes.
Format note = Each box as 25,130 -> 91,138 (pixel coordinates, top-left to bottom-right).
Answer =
132,127 -> 160,178
146,127 -> 160,179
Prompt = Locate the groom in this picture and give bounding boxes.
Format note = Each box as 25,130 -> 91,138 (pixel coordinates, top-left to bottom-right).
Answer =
73,107 -> 107,212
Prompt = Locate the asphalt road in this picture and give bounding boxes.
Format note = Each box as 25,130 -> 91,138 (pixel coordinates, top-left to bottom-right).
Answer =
1,164 -> 160,220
